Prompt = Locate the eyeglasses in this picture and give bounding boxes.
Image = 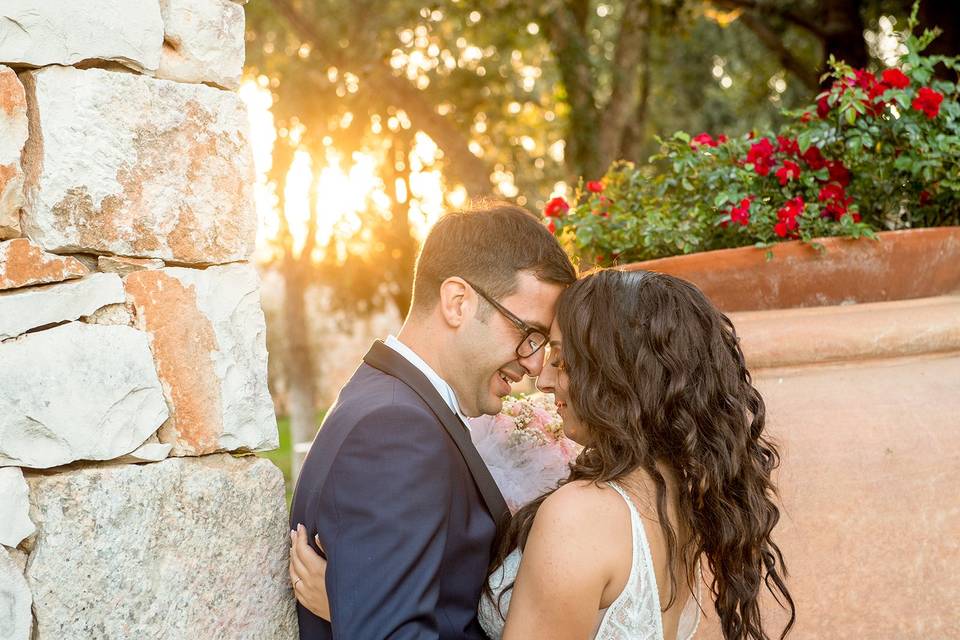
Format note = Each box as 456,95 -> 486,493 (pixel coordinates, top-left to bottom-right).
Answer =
463,279 -> 549,359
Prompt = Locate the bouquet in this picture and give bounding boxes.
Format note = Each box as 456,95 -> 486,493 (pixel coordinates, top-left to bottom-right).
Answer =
469,393 -> 582,513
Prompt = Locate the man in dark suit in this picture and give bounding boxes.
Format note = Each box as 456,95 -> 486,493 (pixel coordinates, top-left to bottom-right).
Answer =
289,204 -> 576,639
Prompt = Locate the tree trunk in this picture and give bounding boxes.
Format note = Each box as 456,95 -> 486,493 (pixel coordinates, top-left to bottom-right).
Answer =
282,262 -> 318,480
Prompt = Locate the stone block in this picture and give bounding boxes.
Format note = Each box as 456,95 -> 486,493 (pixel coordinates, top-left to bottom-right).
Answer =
0,547 -> 31,640
0,272 -> 124,340
0,65 -> 27,240
0,0 -> 163,72
0,467 -> 34,547
24,455 -> 297,639
0,238 -> 89,291
0,322 -> 168,468
125,263 -> 278,455
157,0 -> 246,89
19,66 -> 255,264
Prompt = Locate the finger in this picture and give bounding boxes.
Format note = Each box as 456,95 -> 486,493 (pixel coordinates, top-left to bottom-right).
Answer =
295,527 -> 326,573
290,531 -> 311,580
288,557 -> 301,587
314,534 -> 325,556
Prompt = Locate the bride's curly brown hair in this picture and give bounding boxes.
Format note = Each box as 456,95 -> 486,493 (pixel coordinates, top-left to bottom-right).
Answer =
489,269 -> 795,640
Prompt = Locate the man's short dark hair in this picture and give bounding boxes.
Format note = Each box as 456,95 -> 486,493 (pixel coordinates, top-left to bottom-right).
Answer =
410,202 -> 577,315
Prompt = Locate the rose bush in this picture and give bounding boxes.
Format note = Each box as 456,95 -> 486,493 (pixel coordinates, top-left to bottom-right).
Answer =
548,14 -> 959,266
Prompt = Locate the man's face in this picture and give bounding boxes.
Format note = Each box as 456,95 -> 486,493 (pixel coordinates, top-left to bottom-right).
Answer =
453,271 -> 563,417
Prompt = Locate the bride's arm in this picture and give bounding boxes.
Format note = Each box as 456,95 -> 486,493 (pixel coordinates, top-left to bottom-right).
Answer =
501,483 -> 616,640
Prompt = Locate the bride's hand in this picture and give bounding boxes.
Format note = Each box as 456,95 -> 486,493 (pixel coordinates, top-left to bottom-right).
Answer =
289,523 -> 331,621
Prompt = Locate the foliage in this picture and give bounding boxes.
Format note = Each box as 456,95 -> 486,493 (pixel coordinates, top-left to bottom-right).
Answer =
551,14 -> 960,265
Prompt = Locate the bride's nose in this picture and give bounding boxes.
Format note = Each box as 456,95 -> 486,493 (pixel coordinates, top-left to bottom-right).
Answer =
536,364 -> 555,394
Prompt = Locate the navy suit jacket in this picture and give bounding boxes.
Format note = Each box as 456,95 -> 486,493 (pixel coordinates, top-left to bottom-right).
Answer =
290,340 -> 510,639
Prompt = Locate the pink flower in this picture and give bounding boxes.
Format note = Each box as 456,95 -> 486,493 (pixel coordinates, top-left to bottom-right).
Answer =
586,180 -> 605,193
912,87 -> 943,119
543,197 -> 569,218
776,160 -> 802,186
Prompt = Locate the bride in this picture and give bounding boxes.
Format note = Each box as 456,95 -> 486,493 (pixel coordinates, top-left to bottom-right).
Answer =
289,269 -> 796,640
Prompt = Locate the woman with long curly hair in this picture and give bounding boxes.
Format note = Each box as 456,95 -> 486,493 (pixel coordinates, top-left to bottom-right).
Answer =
290,269 -> 795,640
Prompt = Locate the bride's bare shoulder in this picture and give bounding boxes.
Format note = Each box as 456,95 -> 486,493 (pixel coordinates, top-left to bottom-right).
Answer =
535,480 -> 632,534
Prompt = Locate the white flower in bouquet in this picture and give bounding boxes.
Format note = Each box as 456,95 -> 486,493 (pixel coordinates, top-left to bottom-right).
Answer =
469,393 -> 582,513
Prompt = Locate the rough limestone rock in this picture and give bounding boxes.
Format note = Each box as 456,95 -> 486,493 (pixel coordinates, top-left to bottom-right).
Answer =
125,264 -> 278,456
0,66 -> 27,240
79,302 -> 134,327
97,255 -> 164,275
0,0 -> 163,72
19,66 -> 255,264
24,455 -> 297,639
157,0 -> 246,89
0,238 -> 89,291
0,467 -> 35,547
0,272 -> 124,340
0,547 -> 31,640
0,322 -> 169,468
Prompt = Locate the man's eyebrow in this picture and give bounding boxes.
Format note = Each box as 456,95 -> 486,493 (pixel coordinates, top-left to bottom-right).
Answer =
523,319 -> 551,335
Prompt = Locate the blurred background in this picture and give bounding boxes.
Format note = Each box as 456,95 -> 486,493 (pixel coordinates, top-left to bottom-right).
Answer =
242,0 -> 959,497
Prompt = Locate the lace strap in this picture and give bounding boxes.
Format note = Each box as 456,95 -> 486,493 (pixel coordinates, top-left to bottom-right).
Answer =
605,481 -> 665,639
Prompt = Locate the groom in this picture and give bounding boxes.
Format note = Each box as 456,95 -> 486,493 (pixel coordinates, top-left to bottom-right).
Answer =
289,203 -> 576,639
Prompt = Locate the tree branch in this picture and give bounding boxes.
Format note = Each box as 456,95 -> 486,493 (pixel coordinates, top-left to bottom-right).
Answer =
271,0 -> 494,197
737,11 -> 820,91
711,0 -> 824,38
598,1 -> 650,168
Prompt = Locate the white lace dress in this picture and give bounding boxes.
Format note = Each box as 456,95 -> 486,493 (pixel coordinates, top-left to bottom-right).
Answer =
478,482 -> 701,640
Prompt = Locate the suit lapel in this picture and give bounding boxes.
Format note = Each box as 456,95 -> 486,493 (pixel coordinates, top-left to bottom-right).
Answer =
363,340 -> 511,527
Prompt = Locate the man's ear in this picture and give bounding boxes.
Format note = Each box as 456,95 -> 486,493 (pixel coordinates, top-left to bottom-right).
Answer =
438,277 -> 472,328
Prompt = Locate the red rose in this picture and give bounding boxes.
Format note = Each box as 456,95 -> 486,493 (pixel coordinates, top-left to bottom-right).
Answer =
919,190 -> 932,205
691,133 -> 717,149
801,146 -> 826,171
881,68 -> 910,90
826,160 -> 851,187
728,197 -> 752,226
854,69 -> 877,91
543,197 -> 569,218
777,136 -> 800,156
800,111 -> 813,123
545,218 -> 556,233
818,183 -> 846,203
817,94 -> 831,119
775,197 -> 803,238
586,180 -> 604,193
717,134 -> 728,143
912,87 -> 943,119
747,138 -> 775,176
776,160 -> 802,186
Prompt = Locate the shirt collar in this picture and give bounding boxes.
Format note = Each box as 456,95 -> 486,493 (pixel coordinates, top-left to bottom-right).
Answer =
384,335 -> 471,425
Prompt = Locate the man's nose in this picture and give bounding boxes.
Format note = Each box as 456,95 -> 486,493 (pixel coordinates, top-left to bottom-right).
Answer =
517,348 -> 546,377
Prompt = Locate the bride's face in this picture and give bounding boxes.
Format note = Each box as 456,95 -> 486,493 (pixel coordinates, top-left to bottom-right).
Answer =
536,320 -> 587,445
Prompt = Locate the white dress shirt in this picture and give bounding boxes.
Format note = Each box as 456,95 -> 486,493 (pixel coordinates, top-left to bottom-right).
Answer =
384,335 -> 471,427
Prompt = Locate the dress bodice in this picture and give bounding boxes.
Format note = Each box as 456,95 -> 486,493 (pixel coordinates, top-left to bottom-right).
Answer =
477,482 -> 701,640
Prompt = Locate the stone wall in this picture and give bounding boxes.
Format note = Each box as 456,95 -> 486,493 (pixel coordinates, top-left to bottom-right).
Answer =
0,2 -> 297,638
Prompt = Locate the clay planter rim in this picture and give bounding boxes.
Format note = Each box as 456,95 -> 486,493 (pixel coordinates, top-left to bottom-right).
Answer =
621,226 -> 960,313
